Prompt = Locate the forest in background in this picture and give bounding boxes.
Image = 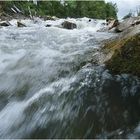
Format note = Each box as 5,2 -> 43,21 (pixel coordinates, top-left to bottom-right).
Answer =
0,1 -> 118,19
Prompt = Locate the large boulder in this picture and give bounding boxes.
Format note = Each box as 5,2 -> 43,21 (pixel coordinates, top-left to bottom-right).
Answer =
101,23 -> 140,77
115,16 -> 140,32
61,21 -> 77,29
0,21 -> 11,26
105,33 -> 140,77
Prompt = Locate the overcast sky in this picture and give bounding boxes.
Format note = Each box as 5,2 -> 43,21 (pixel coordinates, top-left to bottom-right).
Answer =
105,0 -> 140,19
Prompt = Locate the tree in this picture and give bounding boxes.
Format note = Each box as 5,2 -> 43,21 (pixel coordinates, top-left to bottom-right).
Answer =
0,0 -> 118,19
106,2 -> 118,19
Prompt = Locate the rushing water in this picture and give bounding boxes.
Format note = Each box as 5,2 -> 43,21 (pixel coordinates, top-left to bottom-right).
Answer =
0,18 -> 140,138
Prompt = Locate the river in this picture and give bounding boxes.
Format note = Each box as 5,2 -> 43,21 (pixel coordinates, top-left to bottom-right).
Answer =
0,17 -> 140,138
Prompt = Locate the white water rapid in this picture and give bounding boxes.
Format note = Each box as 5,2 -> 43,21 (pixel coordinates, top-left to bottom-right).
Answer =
0,17 -> 139,138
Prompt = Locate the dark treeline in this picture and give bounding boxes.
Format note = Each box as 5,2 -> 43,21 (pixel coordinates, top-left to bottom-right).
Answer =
0,1 -> 118,19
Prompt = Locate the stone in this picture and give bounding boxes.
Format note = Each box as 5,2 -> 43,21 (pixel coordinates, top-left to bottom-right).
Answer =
115,16 -> 140,32
45,24 -> 51,27
61,21 -> 77,29
0,21 -> 11,26
17,21 -> 26,27
43,16 -> 58,21
89,19 -> 91,22
108,20 -> 119,30
105,34 -> 140,77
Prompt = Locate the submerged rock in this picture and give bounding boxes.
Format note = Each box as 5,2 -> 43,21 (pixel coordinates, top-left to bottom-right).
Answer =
45,24 -> 51,27
61,21 -> 77,29
17,21 -> 26,27
0,21 -> 11,26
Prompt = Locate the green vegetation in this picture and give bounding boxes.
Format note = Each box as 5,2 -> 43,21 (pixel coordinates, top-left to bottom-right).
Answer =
0,0 -> 118,19
105,34 -> 140,77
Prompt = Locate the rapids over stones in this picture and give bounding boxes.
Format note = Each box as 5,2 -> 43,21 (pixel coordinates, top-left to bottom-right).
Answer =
0,17 -> 140,139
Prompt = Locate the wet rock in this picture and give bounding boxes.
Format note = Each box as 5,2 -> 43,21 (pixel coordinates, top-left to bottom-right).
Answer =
43,16 -> 58,21
17,21 -> 26,27
104,33 -> 140,77
0,21 -> 11,26
108,20 -> 119,30
45,24 -> 51,27
89,19 -> 91,22
101,22 -> 106,25
61,21 -> 77,30
98,18 -> 119,32
131,18 -> 140,26
115,16 -> 140,32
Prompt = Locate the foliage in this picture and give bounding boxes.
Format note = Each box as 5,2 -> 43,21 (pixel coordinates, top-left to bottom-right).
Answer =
105,2 -> 118,19
0,0 -> 118,19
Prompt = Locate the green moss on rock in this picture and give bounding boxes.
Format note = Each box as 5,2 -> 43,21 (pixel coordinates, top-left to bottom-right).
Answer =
105,33 -> 140,77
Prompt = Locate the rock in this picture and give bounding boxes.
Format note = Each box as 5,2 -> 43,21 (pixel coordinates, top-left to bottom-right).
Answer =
101,18 -> 140,77
108,27 -> 117,33
101,22 -> 106,25
43,16 -> 58,21
98,18 -> 119,32
0,21 -> 11,26
132,19 -> 140,26
105,33 -> 140,77
108,20 -> 119,30
89,19 -> 91,22
52,16 -> 59,20
45,24 -> 51,27
102,22 -> 140,77
61,21 -> 77,29
17,21 -> 26,27
115,16 -> 140,32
